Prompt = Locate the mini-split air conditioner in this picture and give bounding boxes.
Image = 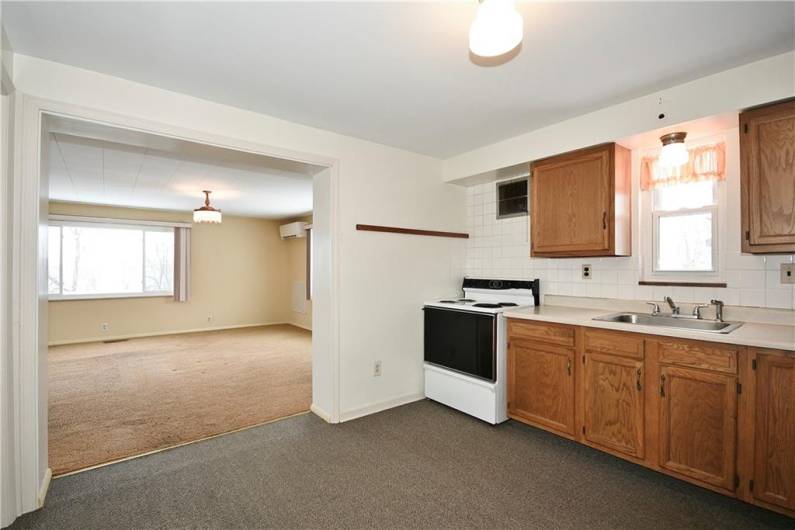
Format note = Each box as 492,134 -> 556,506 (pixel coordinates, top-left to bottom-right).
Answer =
279,221 -> 307,240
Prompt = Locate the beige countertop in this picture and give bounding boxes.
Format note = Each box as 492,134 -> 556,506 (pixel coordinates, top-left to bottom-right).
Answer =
504,305 -> 795,352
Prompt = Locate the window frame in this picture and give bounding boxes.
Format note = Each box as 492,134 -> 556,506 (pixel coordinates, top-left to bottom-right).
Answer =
651,203 -> 718,274
640,166 -> 726,285
47,217 -> 181,301
495,176 -> 529,220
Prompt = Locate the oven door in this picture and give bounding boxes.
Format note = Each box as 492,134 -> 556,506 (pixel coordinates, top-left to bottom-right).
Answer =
423,307 -> 496,382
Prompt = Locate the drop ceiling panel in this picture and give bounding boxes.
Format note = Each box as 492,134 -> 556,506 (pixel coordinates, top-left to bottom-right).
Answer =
47,128 -> 316,219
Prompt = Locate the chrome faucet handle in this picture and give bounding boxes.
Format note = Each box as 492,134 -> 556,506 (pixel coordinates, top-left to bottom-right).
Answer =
646,302 -> 660,315
710,299 -> 725,322
692,303 -> 710,319
664,296 -> 680,315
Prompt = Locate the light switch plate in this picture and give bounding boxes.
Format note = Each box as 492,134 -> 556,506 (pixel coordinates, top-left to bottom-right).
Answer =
782,263 -> 795,285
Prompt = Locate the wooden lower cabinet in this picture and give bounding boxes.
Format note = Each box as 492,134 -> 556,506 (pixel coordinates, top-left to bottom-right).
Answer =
658,365 -> 737,491
752,352 -> 795,511
506,319 -> 795,519
508,339 -> 575,437
582,352 -> 644,459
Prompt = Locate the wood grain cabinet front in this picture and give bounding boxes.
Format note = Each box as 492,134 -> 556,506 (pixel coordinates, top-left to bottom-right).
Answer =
752,352 -> 795,511
658,365 -> 738,492
740,99 -> 795,253
507,339 -> 576,437
530,143 -> 631,257
582,352 -> 645,459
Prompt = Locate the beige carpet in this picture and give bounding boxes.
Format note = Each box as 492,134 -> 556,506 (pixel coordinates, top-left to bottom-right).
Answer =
48,324 -> 311,476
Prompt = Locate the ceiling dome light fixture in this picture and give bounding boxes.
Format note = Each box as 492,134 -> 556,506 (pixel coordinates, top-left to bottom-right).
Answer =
469,0 -> 524,57
659,131 -> 689,169
193,190 -> 222,224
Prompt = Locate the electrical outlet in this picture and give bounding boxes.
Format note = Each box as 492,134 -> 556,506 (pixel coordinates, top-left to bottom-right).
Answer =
782,263 -> 795,285
582,264 -> 592,280
100,323 -> 109,332
374,360 -> 382,377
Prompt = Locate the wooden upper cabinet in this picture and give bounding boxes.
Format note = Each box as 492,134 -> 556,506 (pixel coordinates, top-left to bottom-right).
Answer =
530,143 -> 631,257
582,352 -> 645,459
658,365 -> 737,492
508,339 -> 576,437
740,99 -> 795,253
752,352 -> 795,510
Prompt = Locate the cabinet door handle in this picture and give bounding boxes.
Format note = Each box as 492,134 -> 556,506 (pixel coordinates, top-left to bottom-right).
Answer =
660,374 -> 666,397
566,359 -> 572,376
602,211 -> 607,230
636,368 -> 642,391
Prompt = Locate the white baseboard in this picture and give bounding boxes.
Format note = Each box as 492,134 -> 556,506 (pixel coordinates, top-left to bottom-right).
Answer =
339,393 -> 425,423
310,403 -> 335,423
37,468 -> 52,508
48,322 -> 289,346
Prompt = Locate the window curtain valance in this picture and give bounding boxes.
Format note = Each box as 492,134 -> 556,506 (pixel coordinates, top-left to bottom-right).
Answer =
640,142 -> 726,191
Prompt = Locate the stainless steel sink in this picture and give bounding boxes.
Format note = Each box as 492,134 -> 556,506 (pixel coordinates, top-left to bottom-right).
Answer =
593,312 -> 743,334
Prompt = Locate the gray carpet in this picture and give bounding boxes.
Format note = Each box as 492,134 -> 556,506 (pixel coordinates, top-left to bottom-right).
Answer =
9,400 -> 793,529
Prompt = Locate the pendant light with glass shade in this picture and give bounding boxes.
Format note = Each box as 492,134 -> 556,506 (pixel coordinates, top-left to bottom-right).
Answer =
193,190 -> 222,224
469,0 -> 524,57
658,132 -> 689,169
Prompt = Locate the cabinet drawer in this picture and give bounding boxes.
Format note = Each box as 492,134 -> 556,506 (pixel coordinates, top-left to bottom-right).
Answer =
584,328 -> 644,359
508,320 -> 575,347
658,340 -> 738,374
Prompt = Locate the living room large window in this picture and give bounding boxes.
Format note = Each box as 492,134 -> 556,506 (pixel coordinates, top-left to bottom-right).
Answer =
48,220 -> 175,299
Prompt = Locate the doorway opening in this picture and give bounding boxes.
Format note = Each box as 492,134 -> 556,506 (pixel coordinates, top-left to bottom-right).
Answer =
42,115 -> 326,475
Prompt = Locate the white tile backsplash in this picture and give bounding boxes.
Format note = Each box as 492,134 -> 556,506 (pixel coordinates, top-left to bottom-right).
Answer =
464,180 -> 795,310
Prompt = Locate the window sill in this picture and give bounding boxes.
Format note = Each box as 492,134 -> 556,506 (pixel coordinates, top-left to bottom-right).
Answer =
638,280 -> 727,288
48,293 -> 174,302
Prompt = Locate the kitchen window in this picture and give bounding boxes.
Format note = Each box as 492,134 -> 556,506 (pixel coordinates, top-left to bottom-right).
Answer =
48,219 -> 176,300
640,141 -> 726,282
652,180 -> 717,273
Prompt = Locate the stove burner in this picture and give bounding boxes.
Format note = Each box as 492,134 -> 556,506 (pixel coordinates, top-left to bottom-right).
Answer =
498,302 -> 518,307
473,303 -> 501,308
438,300 -> 459,303
458,298 -> 476,302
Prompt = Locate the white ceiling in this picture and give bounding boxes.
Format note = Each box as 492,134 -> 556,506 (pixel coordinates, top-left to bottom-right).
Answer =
45,117 -> 317,219
4,2 -> 794,158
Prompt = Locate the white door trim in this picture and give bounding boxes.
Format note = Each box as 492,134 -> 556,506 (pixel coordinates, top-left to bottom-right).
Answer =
11,93 -> 342,517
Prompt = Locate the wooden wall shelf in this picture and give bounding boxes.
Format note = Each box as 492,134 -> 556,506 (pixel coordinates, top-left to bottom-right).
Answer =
356,224 -> 469,239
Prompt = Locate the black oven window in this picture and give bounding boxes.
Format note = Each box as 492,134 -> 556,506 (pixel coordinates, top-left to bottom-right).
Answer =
424,308 -> 496,381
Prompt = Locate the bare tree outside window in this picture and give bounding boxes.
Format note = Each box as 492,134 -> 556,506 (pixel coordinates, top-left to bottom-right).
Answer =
49,222 -> 174,298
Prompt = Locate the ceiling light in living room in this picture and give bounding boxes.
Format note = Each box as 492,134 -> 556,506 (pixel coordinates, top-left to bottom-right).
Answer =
193,190 -> 222,224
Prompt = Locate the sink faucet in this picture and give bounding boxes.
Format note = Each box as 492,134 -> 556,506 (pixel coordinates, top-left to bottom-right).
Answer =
664,296 -> 680,315
711,299 -> 725,322
692,303 -> 710,319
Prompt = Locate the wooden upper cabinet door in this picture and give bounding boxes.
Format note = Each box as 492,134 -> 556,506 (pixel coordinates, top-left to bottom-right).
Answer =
753,353 -> 795,510
659,366 -> 737,492
583,353 -> 645,459
741,99 -> 795,253
531,143 -> 631,257
508,340 -> 575,437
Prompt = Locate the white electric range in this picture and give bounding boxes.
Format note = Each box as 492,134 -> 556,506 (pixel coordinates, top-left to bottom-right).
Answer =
423,278 -> 540,424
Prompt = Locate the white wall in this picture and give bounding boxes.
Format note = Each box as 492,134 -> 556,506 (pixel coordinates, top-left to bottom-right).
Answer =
11,53 -> 466,420
0,19 -> 18,528
464,127 -> 795,311
444,51 -> 795,183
